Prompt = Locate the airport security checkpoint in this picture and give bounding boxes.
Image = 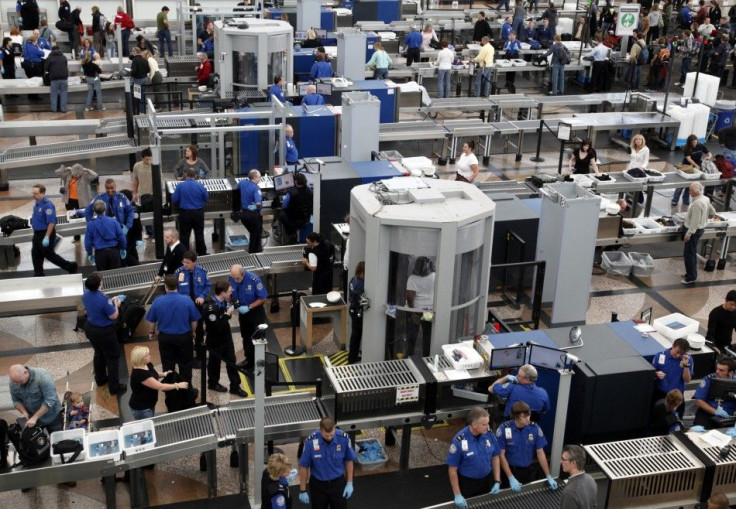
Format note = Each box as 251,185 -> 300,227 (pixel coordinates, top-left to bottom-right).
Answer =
5,0 -> 736,508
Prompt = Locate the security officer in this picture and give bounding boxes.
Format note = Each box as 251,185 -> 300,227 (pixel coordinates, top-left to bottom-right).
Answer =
174,251 -> 211,368
156,228 -> 187,281
238,169 -> 263,254
229,263 -> 268,370
145,274 -> 201,384
496,401 -> 558,492
84,200 -> 127,271
489,364 -> 550,421
82,272 -> 126,395
203,280 -> 247,397
299,416 -> 356,509
279,173 -> 313,244
692,357 -> 736,429
284,124 -> 299,167
347,262 -> 365,364
172,167 -> 209,256
262,453 -> 297,509
652,337 -> 693,403
30,184 -> 78,277
447,407 -> 502,509
85,178 -> 134,234
301,232 -> 335,295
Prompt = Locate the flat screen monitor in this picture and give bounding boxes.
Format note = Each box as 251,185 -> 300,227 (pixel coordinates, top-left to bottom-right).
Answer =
314,29 -> 327,39
529,344 -> 567,371
273,172 -> 295,192
298,83 -> 310,96
316,82 -> 332,95
489,345 -> 526,370
294,31 -> 308,41
708,378 -> 736,403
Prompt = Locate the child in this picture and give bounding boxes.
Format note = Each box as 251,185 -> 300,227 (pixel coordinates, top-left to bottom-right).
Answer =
67,392 -> 89,429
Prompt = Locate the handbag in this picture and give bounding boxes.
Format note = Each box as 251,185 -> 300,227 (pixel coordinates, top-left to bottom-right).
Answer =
52,439 -> 84,464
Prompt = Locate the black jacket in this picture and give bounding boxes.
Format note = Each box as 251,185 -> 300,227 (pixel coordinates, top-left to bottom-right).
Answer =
158,242 -> 186,276
82,60 -> 101,78
58,1 -> 71,21
284,186 -> 313,227
473,19 -> 492,41
130,54 -> 150,79
44,49 -> 69,80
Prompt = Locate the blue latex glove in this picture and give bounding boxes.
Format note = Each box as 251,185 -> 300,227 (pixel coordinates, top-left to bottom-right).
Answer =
299,492 -> 310,504
88,255 -> 95,264
509,476 -> 522,492
117,295 -> 127,303
237,305 -> 250,315
490,482 -> 500,494
506,374 -> 517,383
120,249 -> 127,260
42,237 -> 49,247
122,225 -> 129,235
727,427 -> 736,437
247,204 -> 257,211
453,494 -> 468,508
286,468 -> 298,484
547,475 -> 558,490
690,425 -> 706,433
716,408 -> 730,418
136,240 -> 144,249
342,482 -> 353,499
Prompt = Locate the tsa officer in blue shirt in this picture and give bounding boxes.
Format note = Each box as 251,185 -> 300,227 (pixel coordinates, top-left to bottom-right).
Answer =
229,263 -> 268,370
496,401 -> 557,492
146,274 -> 202,384
238,169 -> 263,254
302,84 -> 326,106
284,124 -> 299,166
299,416 -> 356,509
30,184 -> 78,277
84,200 -> 127,271
82,272 -> 127,395
692,357 -> 736,429
309,52 -> 333,79
172,167 -> 209,256
651,337 -> 693,403
174,251 -> 211,366
447,407 -> 502,509
489,364 -> 550,420
85,178 -> 135,232
403,25 -> 423,66
269,74 -> 288,103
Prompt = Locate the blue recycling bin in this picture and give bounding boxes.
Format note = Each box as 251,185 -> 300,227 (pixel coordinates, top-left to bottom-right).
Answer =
714,100 -> 736,132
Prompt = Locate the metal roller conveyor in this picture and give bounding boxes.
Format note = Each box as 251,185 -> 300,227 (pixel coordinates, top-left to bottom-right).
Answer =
679,429 -> 736,499
402,98 -> 496,115
233,175 -> 274,191
0,136 -> 139,169
255,245 -> 308,274
423,480 -> 566,508
379,121 -> 449,142
166,178 -> 234,213
165,55 -> 201,77
585,436 -> 704,508
477,181 -> 538,197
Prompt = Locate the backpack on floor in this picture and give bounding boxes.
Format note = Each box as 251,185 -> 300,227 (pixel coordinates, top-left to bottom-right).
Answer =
0,215 -> 29,237
7,423 -> 50,468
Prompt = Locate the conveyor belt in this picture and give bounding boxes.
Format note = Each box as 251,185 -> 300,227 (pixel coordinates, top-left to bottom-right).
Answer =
255,245 -> 306,268
234,175 -> 274,190
404,97 -> 496,114
153,405 -> 216,448
477,181 -> 538,196
442,119 -> 496,137
423,480 -> 565,508
0,136 -> 139,169
379,121 -> 449,142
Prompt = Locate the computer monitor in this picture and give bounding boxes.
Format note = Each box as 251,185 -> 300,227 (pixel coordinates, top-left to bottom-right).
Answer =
708,378 -> 736,403
316,82 -> 332,95
298,83 -> 310,96
294,31 -> 308,41
273,172 -> 295,192
314,29 -> 327,39
489,345 -> 526,370
529,344 -> 567,371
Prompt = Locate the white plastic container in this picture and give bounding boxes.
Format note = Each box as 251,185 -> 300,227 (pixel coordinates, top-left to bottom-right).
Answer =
631,217 -> 663,234
442,343 -> 484,370
643,169 -> 665,182
676,169 -> 704,180
50,428 -> 86,465
85,429 -> 122,462
653,313 -> 700,341
622,169 -> 649,183
355,439 -> 388,471
121,419 -> 156,455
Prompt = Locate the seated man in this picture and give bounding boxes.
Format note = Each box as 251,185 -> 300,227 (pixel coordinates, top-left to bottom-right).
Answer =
302,84 -> 325,106
692,356 -> 736,429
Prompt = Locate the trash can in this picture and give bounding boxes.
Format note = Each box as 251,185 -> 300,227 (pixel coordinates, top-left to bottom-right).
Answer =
628,252 -> 656,277
601,251 -> 633,276
714,100 -> 736,132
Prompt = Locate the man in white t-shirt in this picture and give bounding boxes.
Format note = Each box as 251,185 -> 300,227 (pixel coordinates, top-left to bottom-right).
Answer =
406,256 -> 436,357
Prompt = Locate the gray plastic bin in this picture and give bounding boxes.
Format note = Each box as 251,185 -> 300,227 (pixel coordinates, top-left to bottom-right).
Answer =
601,251 -> 633,276
628,252 -> 655,277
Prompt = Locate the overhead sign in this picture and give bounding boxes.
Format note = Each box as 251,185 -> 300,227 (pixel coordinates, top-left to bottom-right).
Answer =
617,4 -> 641,37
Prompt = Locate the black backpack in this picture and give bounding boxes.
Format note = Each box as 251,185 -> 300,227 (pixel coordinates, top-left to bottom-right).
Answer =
7,423 -> 50,468
0,215 -> 29,237
0,419 -> 8,471
162,371 -> 198,412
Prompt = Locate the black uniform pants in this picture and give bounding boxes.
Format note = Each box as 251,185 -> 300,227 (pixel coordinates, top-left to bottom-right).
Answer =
309,476 -> 347,509
241,209 -> 263,254
502,464 -> 540,488
84,323 -> 122,390
406,315 -> 432,357
239,305 -> 267,369
459,473 -> 491,498
406,47 -> 421,67
31,230 -> 75,276
158,332 -> 194,384
348,309 -> 363,364
95,247 -> 121,271
179,208 -> 207,256
591,60 -> 608,92
207,336 -> 241,389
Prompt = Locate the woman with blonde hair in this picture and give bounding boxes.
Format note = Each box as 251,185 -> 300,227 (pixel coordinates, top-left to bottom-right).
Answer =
628,134 -> 649,170
261,453 -> 297,509
365,42 -> 392,80
421,23 -> 439,48
129,345 -> 188,420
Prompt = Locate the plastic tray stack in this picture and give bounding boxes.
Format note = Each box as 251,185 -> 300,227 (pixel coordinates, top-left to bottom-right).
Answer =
684,72 -> 720,106
666,105 -> 695,147
690,103 -> 711,141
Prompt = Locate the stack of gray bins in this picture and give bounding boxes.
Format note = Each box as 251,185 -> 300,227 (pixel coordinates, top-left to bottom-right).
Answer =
165,56 -> 201,77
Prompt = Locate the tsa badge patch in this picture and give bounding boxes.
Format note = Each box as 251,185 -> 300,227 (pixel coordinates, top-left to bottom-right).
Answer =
45,208 -> 53,215
528,434 -> 534,441
538,428 -> 544,437
699,380 -> 707,388
450,443 -> 457,454
275,495 -> 286,507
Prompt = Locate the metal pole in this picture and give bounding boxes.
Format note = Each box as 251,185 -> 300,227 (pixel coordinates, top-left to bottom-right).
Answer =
661,46 -> 676,114
253,324 -> 268,505
692,41 -> 704,100
531,118 -> 546,162
151,140 -> 165,259
557,139 -> 565,175
549,370 -> 573,477
117,26 -> 124,73
285,289 -> 305,356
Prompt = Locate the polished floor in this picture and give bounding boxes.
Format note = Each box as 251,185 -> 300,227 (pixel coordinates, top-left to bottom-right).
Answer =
1,75 -> 736,508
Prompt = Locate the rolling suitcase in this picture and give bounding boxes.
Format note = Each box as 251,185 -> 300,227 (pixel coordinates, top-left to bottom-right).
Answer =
116,282 -> 157,342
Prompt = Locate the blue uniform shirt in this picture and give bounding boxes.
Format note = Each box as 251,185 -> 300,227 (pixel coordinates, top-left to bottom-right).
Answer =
652,348 -> 694,394
174,264 -> 211,300
694,373 -> 736,414
229,272 -> 267,305
309,61 -> 333,79
200,38 -> 214,54
404,30 -> 423,49
82,289 -> 116,327
9,367 -> 62,427
146,292 -> 201,334
31,196 -> 57,231
85,215 -> 126,254
446,425 -> 500,479
271,479 -> 289,508
22,42 -> 44,62
537,25 -> 554,43
496,420 -> 547,468
85,192 -> 134,229
299,428 -> 356,481
493,381 -> 550,417
269,83 -> 286,103
501,22 -> 513,40
504,39 -> 522,56
285,136 -> 299,163
172,179 -> 209,210
238,179 -> 262,210
302,93 -> 325,106
37,37 -> 51,50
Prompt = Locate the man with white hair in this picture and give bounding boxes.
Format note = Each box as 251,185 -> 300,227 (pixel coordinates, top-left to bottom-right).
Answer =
33,29 -> 51,50
302,84 -> 325,106
682,181 -> 715,284
489,364 -> 550,420
404,25 -> 423,66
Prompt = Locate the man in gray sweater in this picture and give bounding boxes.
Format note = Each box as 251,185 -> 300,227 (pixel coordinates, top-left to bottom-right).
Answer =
682,182 -> 716,284
560,445 -> 597,508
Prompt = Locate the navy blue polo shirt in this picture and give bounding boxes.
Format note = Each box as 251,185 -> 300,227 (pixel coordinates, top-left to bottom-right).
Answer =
446,425 -> 500,479
82,289 -> 116,327
84,192 -> 134,229
84,215 -> 126,255
302,93 -> 325,106
172,179 -> 209,210
694,374 -> 736,414
652,348 -> 694,394
496,420 -> 547,468
494,382 -> 550,417
146,292 -> 201,334
229,272 -> 267,305
174,265 -> 211,300
238,179 -> 262,210
404,31 -> 423,49
285,136 -> 299,163
299,428 -> 356,481
31,197 -> 57,231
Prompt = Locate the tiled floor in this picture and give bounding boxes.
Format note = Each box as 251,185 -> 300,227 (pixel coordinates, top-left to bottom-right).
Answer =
2,77 -> 736,508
